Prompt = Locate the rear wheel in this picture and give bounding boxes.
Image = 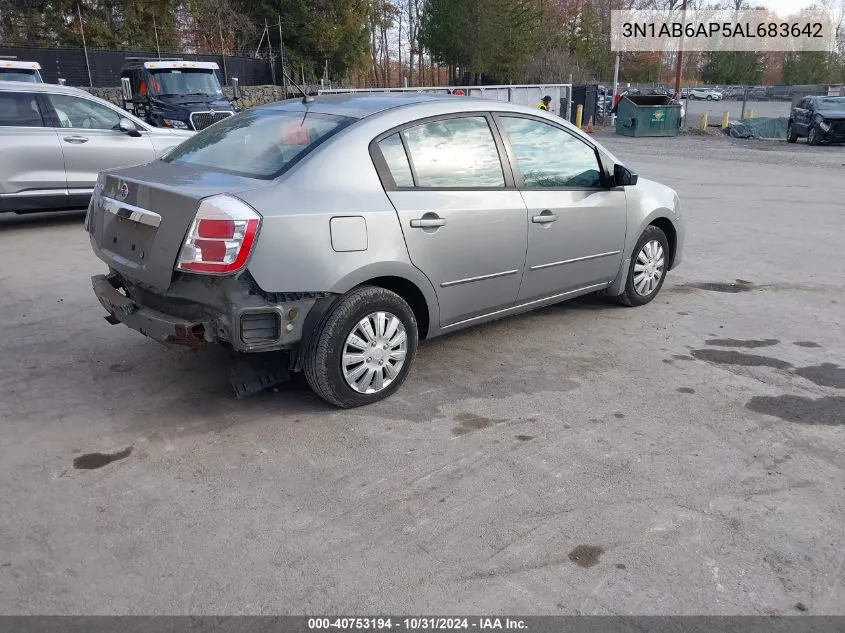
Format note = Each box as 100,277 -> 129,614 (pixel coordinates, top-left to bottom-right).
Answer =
304,286 -> 418,408
616,226 -> 670,307
808,125 -> 821,146
787,123 -> 798,143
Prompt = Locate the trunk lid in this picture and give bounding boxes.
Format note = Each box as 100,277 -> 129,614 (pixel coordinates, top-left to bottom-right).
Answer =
88,161 -> 268,292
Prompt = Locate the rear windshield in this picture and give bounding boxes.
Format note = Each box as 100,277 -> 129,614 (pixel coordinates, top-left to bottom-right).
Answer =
816,97 -> 845,111
164,109 -> 355,179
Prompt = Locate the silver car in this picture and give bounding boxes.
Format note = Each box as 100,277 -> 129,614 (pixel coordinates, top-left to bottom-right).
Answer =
0,81 -> 192,214
87,93 -> 685,407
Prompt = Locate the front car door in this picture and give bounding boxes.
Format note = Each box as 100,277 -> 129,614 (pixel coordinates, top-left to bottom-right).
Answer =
494,114 -> 627,302
794,98 -> 810,134
0,90 -> 68,212
43,92 -> 156,206
372,114 -> 528,327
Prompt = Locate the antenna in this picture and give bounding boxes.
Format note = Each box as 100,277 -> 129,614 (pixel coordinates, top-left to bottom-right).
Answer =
282,69 -> 314,104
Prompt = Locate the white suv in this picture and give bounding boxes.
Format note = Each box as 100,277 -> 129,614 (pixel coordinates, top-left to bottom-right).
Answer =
690,88 -> 723,101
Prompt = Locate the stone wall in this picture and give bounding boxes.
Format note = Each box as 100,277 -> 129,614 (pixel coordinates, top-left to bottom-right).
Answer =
80,85 -> 289,110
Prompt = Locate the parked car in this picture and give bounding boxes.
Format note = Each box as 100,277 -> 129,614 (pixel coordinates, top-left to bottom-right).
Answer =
119,58 -> 240,131
0,57 -> 43,83
788,95 -> 845,145
680,88 -> 691,99
87,93 -> 685,407
0,81 -> 192,214
689,88 -> 723,101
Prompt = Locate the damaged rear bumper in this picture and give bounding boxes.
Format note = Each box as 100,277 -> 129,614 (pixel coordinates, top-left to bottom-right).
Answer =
92,274 -> 210,347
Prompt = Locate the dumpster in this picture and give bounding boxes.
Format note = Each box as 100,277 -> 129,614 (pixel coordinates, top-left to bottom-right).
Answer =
615,95 -> 682,137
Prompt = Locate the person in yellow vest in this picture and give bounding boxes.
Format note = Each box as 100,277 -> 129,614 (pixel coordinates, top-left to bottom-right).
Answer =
537,95 -> 552,111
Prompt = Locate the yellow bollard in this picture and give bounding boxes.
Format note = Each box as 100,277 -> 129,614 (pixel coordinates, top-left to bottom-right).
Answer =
748,108 -> 754,119
722,111 -> 729,129
699,112 -> 708,130
575,104 -> 584,129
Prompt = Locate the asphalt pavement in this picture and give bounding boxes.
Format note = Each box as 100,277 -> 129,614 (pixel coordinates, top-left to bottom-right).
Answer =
0,133 -> 843,615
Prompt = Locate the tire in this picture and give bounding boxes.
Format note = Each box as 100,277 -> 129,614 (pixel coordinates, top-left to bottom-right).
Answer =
616,226 -> 670,307
787,123 -> 798,143
706,95 -> 713,101
807,125 -> 821,146
304,286 -> 418,408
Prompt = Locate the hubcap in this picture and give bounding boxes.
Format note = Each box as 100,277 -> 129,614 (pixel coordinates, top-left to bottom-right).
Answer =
341,311 -> 408,394
633,240 -> 665,297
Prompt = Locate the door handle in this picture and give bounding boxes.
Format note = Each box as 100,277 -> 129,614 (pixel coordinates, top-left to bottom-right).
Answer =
531,211 -> 558,224
410,217 -> 446,228
63,136 -> 89,143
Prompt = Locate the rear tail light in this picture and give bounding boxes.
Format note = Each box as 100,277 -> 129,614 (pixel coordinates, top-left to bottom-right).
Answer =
176,195 -> 261,274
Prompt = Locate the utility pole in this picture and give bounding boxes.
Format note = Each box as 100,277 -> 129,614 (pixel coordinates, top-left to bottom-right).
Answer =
77,3 -> 93,88
265,20 -> 275,85
218,13 -> 228,83
673,0 -> 687,99
278,16 -> 288,98
153,16 -> 161,60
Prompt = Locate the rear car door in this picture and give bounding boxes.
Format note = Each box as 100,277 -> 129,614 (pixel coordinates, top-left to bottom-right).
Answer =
44,92 -> 156,204
0,90 -> 68,212
495,115 -> 627,302
373,114 -> 528,327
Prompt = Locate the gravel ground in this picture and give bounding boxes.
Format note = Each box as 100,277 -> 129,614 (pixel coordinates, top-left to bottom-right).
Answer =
0,133 -> 843,615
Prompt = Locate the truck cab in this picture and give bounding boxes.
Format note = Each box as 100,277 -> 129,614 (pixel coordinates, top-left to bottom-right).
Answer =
119,59 -> 239,131
0,57 -> 44,83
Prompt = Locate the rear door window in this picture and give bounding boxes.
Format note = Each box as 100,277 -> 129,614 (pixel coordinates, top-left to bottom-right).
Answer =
165,108 -> 355,179
0,91 -> 45,126
377,133 -> 414,187
400,116 -> 505,188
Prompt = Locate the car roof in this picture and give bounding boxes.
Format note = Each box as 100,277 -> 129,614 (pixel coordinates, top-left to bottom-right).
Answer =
0,80 -> 98,97
258,91 -> 553,120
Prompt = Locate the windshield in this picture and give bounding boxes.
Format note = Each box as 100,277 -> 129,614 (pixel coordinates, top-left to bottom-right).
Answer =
0,69 -> 41,83
148,69 -> 222,97
165,108 -> 355,179
816,97 -> 845,111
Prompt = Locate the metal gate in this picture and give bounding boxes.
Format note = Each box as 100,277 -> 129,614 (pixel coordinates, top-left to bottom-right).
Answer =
318,84 -> 573,119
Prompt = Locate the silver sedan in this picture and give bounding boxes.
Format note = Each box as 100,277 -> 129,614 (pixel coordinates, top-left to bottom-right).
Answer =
87,93 -> 685,407
0,80 -> 191,214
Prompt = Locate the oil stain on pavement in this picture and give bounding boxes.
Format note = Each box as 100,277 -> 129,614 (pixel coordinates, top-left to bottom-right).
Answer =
793,364 -> 845,389
794,341 -> 822,348
691,349 -> 792,369
746,396 -> 845,426
687,279 -> 756,293
452,412 -> 506,436
568,545 -> 604,568
73,447 -> 133,470
705,338 -> 780,348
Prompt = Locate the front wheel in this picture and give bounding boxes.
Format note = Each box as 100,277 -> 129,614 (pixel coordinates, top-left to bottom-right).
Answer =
616,226 -> 670,307
706,95 -> 713,101
787,123 -> 798,143
304,286 -> 418,408
807,125 -> 821,146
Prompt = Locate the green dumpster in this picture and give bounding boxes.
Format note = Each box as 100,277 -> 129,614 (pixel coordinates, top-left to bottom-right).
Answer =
615,95 -> 682,137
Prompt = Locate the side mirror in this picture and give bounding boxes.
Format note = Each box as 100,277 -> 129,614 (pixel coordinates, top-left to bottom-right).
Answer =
57,78 -> 67,86
231,77 -> 241,100
613,164 -> 638,187
119,117 -> 142,137
120,77 -> 133,102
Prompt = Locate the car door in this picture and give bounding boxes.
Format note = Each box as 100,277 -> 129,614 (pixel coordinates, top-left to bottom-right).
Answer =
494,114 -> 627,302
373,114 -> 528,327
794,98 -> 810,133
43,92 -> 156,204
0,90 -> 68,212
